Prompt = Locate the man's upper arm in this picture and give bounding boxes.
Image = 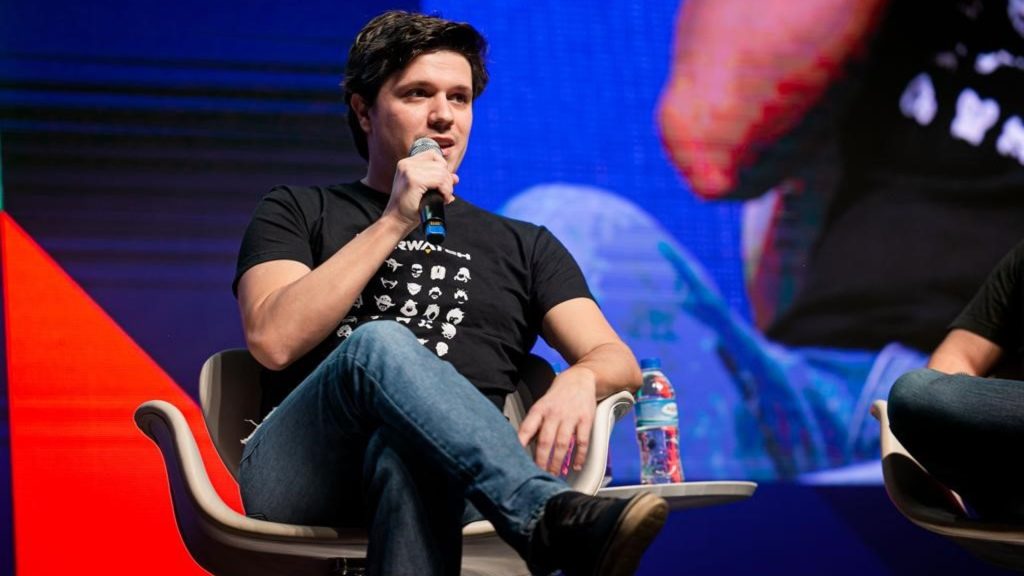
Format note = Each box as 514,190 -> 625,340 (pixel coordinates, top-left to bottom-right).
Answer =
233,186 -> 316,295
528,226 -> 638,392
540,298 -> 622,364
236,259 -> 312,329
936,240 -> 1024,375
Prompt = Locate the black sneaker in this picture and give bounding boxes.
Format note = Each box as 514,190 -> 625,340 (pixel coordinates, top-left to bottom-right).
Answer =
527,491 -> 669,576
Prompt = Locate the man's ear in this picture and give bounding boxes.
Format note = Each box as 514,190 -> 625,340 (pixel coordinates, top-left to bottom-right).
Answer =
350,93 -> 372,134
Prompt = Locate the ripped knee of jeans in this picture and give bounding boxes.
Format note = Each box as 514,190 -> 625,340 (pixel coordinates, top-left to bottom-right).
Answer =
241,406 -> 277,445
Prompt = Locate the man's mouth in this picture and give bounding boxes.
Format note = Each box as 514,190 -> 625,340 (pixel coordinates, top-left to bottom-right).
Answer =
428,136 -> 456,153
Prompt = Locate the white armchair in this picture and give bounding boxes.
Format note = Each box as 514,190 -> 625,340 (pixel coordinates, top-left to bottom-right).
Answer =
134,349 -> 634,576
872,400 -> 1024,571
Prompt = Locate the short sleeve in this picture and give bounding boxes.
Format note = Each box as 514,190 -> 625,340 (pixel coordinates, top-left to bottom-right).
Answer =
233,186 -> 319,296
950,240 -> 1024,349
529,226 -> 594,322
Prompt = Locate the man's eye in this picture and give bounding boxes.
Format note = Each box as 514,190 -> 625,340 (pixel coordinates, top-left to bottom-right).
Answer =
450,94 -> 469,104
407,89 -> 427,98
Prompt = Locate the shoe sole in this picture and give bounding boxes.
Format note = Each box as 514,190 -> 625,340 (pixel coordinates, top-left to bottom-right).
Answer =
594,492 -> 669,576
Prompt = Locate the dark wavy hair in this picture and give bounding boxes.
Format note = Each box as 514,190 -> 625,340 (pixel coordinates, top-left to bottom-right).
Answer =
343,11 -> 489,160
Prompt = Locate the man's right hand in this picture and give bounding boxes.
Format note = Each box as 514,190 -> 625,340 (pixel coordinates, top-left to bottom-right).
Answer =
384,147 -> 458,232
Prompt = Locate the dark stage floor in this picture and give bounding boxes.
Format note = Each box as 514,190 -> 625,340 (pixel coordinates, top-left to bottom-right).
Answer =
636,483 -> 1016,576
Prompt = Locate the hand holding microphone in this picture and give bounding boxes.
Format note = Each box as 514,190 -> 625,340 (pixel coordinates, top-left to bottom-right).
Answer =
409,137 -> 448,244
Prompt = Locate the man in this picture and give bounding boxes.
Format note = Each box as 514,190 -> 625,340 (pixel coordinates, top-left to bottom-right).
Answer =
232,10 -> 668,575
660,0 -> 1024,346
653,0 -> 1024,477
888,238 -> 1024,523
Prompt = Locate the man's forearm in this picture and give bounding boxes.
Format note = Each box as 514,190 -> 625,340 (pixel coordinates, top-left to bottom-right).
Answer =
241,213 -> 413,370
927,328 -> 1004,377
570,340 -> 642,399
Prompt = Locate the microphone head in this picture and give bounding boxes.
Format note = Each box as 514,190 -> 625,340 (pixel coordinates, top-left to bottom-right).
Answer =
409,137 -> 442,157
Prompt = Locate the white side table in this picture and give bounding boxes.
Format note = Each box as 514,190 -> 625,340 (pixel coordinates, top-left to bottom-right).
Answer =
599,481 -> 757,511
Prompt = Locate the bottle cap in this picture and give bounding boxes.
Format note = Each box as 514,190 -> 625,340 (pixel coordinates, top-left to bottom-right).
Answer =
639,358 -> 661,370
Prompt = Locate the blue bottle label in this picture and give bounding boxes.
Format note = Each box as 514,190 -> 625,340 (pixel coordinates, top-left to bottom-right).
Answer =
635,398 -> 678,428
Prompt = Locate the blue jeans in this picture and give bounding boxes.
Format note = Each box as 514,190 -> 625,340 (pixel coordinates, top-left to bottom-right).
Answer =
238,321 -> 568,575
888,368 -> 1024,522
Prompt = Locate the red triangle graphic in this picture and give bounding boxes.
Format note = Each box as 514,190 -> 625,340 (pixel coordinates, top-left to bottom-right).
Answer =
2,212 -> 242,574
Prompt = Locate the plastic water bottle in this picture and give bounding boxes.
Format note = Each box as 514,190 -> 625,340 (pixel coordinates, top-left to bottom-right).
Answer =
635,358 -> 683,484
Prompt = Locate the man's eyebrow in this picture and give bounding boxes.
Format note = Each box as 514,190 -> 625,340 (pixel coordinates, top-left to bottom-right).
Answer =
393,79 -> 472,92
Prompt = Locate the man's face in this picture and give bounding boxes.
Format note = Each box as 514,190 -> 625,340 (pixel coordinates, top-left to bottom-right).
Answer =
360,50 -> 474,177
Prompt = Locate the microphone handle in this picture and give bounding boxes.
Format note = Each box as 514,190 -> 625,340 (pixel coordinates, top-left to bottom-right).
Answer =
419,189 -> 446,244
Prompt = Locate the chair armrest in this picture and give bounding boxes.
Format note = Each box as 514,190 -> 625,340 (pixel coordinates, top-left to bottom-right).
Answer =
134,400 -> 352,541
564,390 -> 636,494
870,400 -> 969,522
870,400 -> 912,461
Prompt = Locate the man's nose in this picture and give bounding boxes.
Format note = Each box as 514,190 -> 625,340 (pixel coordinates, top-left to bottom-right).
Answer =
428,95 -> 454,129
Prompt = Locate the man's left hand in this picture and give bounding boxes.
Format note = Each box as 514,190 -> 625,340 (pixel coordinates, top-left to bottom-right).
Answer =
517,366 -> 598,475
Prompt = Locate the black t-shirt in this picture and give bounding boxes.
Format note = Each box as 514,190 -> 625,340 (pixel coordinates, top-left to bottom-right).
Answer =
950,238 -> 1024,377
234,181 -> 593,415
768,0 -> 1024,352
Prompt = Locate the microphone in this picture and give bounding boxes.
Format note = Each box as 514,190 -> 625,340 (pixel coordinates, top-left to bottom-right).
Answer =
409,137 -> 446,244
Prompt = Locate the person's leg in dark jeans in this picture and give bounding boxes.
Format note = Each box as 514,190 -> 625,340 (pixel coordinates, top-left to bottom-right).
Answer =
363,428 -> 466,575
239,320 -> 668,575
238,321 -> 568,572
888,368 -> 1024,522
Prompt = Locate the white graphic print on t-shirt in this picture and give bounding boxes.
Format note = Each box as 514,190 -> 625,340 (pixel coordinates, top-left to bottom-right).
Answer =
1009,0 -> 1024,37
384,257 -> 403,272
897,5 -> 1024,164
997,116 -> 1024,162
400,299 -> 418,316
335,240 -> 475,359
952,88 -> 1001,145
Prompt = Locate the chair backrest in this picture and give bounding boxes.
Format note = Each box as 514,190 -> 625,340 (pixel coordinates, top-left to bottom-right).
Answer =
199,349 -> 264,481
199,348 -> 557,481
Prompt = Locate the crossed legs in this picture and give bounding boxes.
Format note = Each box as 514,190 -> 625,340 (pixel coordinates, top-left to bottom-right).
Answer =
237,321 -> 568,573
888,368 -> 1024,522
